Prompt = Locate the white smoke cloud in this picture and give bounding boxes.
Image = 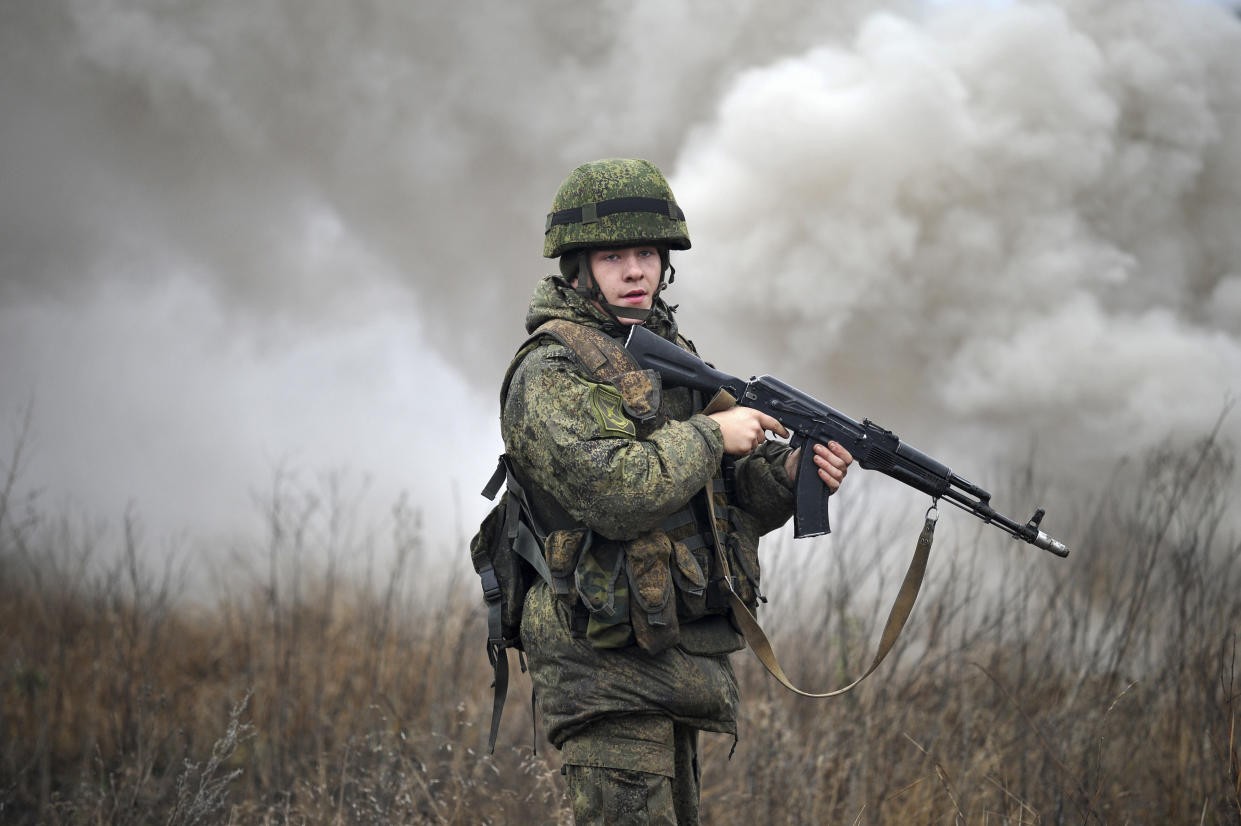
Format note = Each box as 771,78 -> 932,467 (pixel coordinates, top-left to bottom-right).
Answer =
672,1 -> 1241,495
2,0 -> 1238,555
0,269 -> 494,554
0,0 -> 905,548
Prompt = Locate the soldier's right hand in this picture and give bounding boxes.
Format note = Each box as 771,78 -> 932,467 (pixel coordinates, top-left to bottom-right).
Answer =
708,407 -> 788,455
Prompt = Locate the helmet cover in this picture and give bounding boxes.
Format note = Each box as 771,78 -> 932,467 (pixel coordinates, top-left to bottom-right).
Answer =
543,158 -> 691,258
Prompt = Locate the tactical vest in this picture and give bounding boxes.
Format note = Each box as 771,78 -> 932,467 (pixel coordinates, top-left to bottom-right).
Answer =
498,318 -> 764,657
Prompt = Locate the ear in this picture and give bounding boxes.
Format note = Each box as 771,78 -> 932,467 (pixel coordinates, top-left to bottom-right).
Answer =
558,252 -> 582,281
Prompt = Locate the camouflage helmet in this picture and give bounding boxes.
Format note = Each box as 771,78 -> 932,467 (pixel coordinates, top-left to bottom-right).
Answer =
543,158 -> 691,258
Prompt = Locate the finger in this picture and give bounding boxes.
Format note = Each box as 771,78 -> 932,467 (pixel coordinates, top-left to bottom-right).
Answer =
826,440 -> 854,464
816,449 -> 848,471
815,457 -> 845,478
814,455 -> 847,488
814,441 -> 853,466
812,443 -> 837,464
818,463 -> 842,490
820,461 -> 847,484
757,412 -> 788,439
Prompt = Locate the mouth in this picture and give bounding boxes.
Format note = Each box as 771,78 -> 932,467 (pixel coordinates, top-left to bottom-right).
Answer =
620,290 -> 647,304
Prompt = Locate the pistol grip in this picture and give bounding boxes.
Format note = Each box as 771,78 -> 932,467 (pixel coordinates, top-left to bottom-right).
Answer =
793,440 -> 830,538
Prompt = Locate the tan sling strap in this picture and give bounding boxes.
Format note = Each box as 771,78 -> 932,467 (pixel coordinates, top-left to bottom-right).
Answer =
704,484 -> 937,698
523,318 -> 643,382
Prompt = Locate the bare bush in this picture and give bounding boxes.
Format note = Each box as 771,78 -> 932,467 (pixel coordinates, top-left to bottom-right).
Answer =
2,426 -> 1239,824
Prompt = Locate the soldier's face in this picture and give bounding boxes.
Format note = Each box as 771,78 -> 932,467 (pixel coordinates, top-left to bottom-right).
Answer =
586,246 -> 662,325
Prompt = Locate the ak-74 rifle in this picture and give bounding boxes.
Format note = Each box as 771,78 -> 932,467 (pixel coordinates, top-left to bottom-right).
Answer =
625,324 -> 1069,558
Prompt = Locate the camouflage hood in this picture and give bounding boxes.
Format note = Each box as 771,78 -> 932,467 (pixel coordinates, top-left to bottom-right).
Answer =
524,274 -> 680,342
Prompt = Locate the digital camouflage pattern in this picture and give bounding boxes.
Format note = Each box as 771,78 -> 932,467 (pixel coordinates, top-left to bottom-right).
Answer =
503,275 -> 799,757
502,280 -> 723,543
562,764 -> 676,826
521,581 -> 740,748
559,716 -> 702,826
543,158 -> 692,258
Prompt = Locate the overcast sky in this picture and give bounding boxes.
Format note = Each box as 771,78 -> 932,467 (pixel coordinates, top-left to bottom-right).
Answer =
3,0 -> 1239,569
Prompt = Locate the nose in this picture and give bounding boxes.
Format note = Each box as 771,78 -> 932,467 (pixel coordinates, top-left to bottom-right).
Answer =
622,251 -> 643,278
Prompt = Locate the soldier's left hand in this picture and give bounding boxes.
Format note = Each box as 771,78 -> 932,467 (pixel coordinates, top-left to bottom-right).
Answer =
785,441 -> 853,492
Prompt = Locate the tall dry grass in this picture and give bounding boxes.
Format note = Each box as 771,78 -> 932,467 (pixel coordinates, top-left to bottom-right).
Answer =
2,422 -> 1239,824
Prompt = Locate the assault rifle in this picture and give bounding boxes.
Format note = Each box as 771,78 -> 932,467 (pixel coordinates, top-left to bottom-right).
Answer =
625,325 -> 1069,558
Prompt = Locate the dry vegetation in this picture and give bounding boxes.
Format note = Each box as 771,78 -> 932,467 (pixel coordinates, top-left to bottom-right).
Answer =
2,424 -> 1240,824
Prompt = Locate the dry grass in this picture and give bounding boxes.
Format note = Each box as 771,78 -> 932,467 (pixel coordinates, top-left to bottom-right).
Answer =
2,425 -> 1240,824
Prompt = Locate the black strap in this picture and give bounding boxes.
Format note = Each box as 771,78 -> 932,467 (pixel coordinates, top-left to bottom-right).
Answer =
512,519 -> 552,587
481,456 -> 507,500
528,670 -> 538,756
545,197 -> 684,232
486,640 -> 509,752
660,508 -> 696,533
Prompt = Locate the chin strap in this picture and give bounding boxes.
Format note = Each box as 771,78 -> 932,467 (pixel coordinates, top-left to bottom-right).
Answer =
574,249 -> 674,327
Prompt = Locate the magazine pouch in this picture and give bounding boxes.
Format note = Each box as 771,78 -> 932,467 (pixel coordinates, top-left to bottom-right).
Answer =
624,530 -> 680,655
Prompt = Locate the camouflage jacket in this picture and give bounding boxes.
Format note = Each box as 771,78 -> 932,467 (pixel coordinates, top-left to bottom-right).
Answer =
502,276 -> 796,643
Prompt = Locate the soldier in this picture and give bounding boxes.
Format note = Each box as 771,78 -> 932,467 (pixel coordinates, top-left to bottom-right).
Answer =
500,158 -> 852,824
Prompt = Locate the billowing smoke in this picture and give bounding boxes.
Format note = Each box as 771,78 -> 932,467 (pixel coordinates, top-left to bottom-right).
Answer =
2,0 -> 1238,552
672,1 -> 1241,499
0,0 -> 901,362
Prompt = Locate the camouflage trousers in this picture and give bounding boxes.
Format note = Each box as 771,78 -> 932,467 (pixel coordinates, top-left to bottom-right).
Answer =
520,582 -> 739,824
561,714 -> 701,825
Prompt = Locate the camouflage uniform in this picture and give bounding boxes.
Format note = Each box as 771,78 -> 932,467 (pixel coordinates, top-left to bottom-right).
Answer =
503,271 -> 798,824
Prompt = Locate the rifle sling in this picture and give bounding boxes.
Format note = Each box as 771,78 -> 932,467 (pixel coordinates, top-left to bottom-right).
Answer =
704,485 -> 936,698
